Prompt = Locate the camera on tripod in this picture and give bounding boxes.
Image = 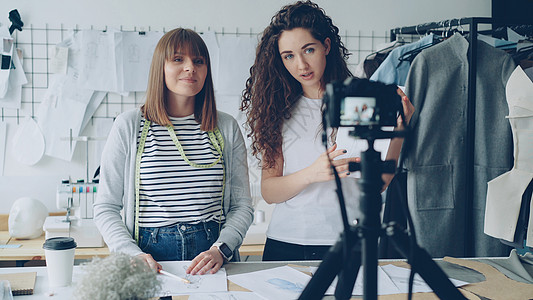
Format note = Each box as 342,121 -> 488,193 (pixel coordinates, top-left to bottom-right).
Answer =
323,77 -> 402,129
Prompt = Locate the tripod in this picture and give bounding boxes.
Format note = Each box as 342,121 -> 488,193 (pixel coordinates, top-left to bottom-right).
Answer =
298,129 -> 467,300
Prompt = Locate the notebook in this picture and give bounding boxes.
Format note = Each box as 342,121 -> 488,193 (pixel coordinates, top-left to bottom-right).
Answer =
0,272 -> 36,295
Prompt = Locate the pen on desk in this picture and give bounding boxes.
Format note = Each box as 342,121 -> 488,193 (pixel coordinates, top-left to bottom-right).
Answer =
159,270 -> 191,284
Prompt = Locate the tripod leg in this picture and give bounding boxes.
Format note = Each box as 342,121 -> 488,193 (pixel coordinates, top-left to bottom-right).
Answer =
298,235 -> 345,300
385,222 -> 467,300
334,237 -> 362,300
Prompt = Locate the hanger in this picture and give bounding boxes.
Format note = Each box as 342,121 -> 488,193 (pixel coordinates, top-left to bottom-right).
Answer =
398,34 -> 442,63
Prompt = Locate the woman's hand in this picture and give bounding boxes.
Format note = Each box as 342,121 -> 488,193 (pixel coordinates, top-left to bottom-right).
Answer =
136,253 -> 162,272
186,247 -> 224,275
396,88 -> 415,129
306,144 -> 358,184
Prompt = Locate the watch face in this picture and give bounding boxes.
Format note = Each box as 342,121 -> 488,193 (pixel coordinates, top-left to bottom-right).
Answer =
219,243 -> 232,258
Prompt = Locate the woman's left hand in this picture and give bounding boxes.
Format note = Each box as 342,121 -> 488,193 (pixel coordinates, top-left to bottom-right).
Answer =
186,247 -> 224,275
396,88 -> 415,128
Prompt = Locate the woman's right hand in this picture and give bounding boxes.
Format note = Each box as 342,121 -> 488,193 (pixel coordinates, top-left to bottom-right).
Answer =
306,144 -> 358,184
136,253 -> 162,272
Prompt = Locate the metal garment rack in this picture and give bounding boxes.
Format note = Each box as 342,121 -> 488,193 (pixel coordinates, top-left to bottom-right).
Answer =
389,17 -> 533,256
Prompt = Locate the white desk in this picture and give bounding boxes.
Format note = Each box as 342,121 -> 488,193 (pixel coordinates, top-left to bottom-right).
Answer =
1,257 -> 530,299
0,266 -> 74,299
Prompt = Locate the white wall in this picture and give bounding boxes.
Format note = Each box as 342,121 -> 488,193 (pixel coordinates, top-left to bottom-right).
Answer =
0,0 -> 491,214
1,0 -> 490,32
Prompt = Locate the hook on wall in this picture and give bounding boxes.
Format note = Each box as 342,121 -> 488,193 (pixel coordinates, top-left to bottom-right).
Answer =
8,9 -> 23,35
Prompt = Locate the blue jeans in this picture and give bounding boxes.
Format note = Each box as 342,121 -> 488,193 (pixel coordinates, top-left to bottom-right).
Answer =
138,221 -> 220,261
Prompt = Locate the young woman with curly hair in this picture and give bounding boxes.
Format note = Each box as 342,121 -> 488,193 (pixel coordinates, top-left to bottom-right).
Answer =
241,1 -> 414,261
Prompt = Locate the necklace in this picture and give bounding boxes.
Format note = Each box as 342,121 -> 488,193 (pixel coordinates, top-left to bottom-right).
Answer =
134,119 -> 225,242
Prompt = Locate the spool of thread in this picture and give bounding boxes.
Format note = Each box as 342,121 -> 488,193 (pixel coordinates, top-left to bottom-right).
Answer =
254,210 -> 265,224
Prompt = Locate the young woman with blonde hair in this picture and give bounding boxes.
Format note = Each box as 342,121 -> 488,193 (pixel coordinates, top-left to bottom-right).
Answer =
95,28 -> 253,274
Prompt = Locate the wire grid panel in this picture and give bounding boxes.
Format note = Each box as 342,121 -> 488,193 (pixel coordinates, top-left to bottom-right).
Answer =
6,25 -> 390,124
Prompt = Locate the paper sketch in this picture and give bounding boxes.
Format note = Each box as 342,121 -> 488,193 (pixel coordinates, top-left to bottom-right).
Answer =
157,261 -> 227,296
0,122 -> 6,175
50,46 -> 69,74
216,35 -> 256,95
79,30 -> 121,93
267,277 -> 306,292
324,266 -> 401,296
121,31 -> 163,92
381,264 -> 469,294
200,31 -> 220,91
187,291 -> 267,300
37,32 -> 106,161
0,47 -> 27,109
228,265 -> 312,300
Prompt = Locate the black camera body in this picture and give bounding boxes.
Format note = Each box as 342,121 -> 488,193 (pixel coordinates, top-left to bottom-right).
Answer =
323,77 -> 402,128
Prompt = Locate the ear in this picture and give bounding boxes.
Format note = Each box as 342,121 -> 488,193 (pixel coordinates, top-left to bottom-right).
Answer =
324,37 -> 331,55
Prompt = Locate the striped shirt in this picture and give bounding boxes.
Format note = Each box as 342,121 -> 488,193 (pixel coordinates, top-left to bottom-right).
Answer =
137,115 -> 224,227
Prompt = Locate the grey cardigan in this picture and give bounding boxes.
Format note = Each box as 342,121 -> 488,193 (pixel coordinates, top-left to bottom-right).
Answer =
93,109 -> 253,259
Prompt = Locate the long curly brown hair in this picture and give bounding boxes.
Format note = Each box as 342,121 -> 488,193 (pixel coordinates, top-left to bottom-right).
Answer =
241,0 -> 352,168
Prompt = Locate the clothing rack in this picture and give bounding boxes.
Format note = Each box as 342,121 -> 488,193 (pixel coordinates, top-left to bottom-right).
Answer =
389,17 -> 533,257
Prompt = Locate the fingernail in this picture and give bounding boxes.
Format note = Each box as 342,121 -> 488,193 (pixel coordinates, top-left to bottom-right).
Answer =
343,150 -> 347,153
346,172 -> 350,175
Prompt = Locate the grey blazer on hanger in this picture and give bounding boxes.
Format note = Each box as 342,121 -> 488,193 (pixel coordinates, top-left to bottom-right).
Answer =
402,33 -> 516,258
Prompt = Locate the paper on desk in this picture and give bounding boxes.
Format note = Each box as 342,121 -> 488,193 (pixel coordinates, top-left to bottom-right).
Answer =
324,266 -> 402,296
381,264 -> 469,294
228,265 -> 312,300
157,261 -> 227,296
188,291 -> 267,300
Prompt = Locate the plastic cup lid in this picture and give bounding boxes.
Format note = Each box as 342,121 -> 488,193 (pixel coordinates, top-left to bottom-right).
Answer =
43,237 -> 77,250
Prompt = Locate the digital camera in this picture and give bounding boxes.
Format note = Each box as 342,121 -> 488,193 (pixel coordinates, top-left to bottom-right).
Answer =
323,77 -> 402,128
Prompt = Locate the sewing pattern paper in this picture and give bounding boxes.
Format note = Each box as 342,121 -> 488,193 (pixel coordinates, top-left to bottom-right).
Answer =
157,261 -> 227,296
121,31 -> 163,91
37,32 -> 105,161
79,30 -> 122,93
0,47 -> 27,109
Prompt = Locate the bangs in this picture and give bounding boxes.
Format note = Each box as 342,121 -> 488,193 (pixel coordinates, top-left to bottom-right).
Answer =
164,29 -> 209,61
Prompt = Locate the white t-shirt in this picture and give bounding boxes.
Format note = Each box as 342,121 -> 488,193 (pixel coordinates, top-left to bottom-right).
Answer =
266,96 -> 390,245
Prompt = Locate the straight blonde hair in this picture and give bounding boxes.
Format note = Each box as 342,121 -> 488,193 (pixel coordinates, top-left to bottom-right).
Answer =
142,28 -> 217,131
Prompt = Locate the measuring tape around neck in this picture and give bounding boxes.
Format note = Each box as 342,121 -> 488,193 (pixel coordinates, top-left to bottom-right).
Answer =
134,119 -> 225,243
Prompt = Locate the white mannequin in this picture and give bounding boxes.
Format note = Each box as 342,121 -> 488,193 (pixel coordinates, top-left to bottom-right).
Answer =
485,66 -> 533,247
8,197 -> 49,239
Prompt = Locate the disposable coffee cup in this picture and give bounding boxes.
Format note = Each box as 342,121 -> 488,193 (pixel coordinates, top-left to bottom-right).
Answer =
254,210 -> 265,224
43,237 -> 77,287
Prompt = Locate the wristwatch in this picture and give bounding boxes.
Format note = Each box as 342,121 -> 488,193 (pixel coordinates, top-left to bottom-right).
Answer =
212,242 -> 233,261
